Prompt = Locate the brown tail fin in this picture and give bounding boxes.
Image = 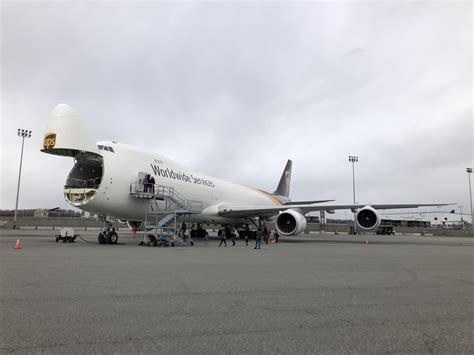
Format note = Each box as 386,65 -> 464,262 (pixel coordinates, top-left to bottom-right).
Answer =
274,160 -> 292,197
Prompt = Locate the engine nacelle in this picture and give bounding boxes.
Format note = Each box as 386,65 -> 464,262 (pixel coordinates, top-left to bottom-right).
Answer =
356,206 -> 381,231
126,220 -> 144,230
275,209 -> 307,236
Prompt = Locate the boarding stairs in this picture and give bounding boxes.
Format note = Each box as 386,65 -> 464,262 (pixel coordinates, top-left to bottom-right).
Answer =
129,183 -> 203,245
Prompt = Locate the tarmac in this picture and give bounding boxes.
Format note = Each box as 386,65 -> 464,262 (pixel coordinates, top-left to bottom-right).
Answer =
0,229 -> 473,353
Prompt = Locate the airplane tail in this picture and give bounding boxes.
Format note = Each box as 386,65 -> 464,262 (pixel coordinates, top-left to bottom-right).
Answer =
273,159 -> 292,197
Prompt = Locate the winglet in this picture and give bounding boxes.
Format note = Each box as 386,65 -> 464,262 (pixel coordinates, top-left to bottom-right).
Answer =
274,159 -> 292,197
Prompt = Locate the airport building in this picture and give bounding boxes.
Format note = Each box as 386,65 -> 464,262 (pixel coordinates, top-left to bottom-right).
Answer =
380,211 -> 471,230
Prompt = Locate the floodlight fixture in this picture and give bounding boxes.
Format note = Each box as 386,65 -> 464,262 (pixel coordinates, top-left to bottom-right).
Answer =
13,128 -> 32,227
348,155 -> 359,233
467,168 -> 473,231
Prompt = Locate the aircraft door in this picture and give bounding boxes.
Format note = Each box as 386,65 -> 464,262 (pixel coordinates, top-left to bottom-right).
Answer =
133,172 -> 148,193
41,104 -> 99,158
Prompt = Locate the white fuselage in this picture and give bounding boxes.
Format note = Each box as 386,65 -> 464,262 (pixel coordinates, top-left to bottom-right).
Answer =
78,142 -> 280,223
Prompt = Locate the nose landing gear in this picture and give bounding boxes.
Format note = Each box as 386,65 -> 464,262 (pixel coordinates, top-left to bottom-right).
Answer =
98,229 -> 118,244
98,217 -> 119,244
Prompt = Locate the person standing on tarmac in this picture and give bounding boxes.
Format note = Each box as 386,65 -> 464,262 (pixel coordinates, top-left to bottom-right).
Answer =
181,221 -> 187,236
197,224 -> 207,240
274,231 -> 280,244
224,226 -> 232,246
254,228 -> 263,249
218,230 -> 227,247
230,227 -> 237,246
263,226 -> 270,244
269,230 -> 275,244
244,226 -> 250,246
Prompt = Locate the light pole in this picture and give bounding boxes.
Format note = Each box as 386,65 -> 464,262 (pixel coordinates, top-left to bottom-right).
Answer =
349,155 -> 358,233
467,168 -> 473,231
13,129 -> 32,228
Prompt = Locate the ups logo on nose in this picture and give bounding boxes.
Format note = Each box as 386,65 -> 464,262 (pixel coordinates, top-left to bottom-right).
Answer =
43,133 -> 56,150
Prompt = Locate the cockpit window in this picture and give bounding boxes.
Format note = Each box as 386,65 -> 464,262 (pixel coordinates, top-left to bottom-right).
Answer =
97,145 -> 115,153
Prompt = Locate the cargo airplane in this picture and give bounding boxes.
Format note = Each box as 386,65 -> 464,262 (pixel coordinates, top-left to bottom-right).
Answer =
41,104 -> 447,244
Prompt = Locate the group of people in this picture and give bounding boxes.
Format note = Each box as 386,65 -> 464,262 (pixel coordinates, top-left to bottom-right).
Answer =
217,225 -> 237,247
263,227 -> 279,245
142,174 -> 155,193
195,224 -> 210,245
134,220 -> 281,249
140,233 -> 170,247
216,225 -> 279,249
254,227 -> 279,249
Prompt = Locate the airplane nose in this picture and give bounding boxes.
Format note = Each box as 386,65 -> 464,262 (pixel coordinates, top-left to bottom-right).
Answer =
50,103 -> 77,118
41,103 -> 98,157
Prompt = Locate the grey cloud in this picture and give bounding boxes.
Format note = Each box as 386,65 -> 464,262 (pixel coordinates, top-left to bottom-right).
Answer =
1,1 -> 472,214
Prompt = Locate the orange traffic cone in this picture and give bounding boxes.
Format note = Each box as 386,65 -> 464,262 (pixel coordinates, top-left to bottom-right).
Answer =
15,239 -> 22,249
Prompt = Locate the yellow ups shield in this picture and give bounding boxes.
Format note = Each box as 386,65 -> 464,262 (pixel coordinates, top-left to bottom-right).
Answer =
43,133 -> 56,150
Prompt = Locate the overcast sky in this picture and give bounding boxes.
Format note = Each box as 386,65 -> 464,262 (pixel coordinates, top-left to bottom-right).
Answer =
1,1 -> 472,218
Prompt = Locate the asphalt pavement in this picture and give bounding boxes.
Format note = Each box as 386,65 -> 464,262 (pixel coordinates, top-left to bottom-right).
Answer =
1,229 -> 473,353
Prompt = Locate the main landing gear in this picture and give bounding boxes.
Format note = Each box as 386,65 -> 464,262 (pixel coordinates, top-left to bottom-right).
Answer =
98,218 -> 119,245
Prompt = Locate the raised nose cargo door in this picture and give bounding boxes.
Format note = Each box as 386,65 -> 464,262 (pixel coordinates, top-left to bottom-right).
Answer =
41,103 -> 99,158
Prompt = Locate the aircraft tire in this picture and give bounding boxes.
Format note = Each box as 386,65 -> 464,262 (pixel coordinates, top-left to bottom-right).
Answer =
107,231 -> 118,244
98,232 -> 106,244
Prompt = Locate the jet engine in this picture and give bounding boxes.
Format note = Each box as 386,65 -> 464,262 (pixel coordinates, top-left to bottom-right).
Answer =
275,209 -> 307,235
355,206 -> 381,231
126,220 -> 144,230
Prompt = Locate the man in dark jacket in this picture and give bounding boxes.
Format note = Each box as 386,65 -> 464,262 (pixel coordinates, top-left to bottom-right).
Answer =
218,229 -> 227,247
254,228 -> 263,250
224,226 -> 232,245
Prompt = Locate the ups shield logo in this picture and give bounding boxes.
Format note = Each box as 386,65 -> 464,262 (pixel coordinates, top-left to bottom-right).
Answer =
43,133 -> 56,150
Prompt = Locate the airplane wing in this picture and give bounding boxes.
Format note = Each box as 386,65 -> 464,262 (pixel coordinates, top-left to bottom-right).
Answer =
284,199 -> 334,205
217,203 -> 451,219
